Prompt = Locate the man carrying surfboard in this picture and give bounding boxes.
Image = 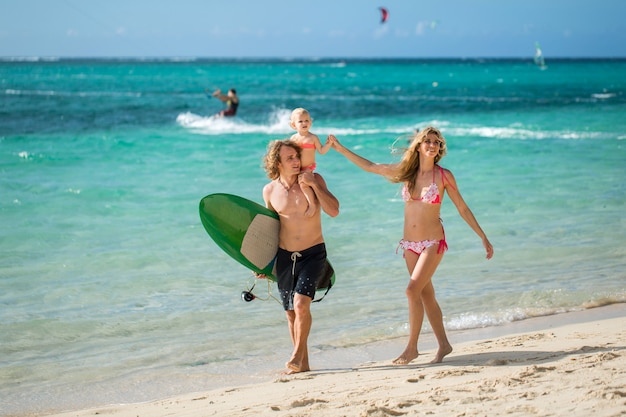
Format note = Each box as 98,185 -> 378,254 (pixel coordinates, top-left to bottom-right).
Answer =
260,139 -> 339,374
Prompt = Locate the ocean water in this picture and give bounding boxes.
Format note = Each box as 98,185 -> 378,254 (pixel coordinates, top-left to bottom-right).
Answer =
1,58 -> 625,415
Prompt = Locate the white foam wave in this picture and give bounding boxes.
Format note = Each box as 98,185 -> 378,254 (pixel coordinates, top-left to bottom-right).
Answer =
0,56 -> 60,62
176,108 -> 293,135
175,112 -> 611,141
3,89 -> 141,98
592,93 -> 616,99
444,124 -> 606,141
176,109 -> 419,137
446,306 -> 582,331
419,120 -> 610,141
4,89 -> 54,96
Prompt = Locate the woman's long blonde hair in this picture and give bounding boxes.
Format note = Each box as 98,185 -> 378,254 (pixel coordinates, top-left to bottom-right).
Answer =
391,126 -> 447,187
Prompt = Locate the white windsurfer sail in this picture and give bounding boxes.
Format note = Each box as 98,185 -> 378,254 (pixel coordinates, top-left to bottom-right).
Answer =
534,42 -> 546,69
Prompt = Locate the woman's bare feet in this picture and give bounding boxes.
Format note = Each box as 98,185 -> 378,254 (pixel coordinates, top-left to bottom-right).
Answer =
392,348 -> 419,365
430,344 -> 453,364
392,343 -> 452,365
285,360 -> 310,374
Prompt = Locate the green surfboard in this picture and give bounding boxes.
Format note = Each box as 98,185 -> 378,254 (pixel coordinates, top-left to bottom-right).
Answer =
199,193 -> 334,291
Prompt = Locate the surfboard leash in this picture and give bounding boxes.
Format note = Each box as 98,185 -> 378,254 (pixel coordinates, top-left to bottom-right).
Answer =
241,275 -> 281,305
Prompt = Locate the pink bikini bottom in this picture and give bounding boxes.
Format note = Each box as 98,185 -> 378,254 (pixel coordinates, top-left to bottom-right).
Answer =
397,238 -> 448,255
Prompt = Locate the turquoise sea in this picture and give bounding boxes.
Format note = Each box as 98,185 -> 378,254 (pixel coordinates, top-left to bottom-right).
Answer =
1,58 -> 625,415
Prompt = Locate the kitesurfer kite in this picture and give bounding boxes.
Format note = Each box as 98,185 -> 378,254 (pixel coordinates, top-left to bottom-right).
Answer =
379,7 -> 389,23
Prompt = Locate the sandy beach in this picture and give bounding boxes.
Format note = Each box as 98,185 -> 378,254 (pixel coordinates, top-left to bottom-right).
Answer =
39,303 -> 625,417
4,58 -> 625,417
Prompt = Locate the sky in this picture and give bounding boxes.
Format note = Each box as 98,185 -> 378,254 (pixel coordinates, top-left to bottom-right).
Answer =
1,0 -> 625,59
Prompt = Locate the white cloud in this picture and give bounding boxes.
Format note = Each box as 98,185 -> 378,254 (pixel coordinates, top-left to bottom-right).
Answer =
415,22 -> 426,36
210,26 -> 226,36
328,30 -> 346,38
373,25 -> 389,39
395,29 -> 410,38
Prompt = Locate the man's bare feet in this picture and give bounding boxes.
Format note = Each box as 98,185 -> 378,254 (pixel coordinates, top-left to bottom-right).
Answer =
392,349 -> 419,365
430,344 -> 453,364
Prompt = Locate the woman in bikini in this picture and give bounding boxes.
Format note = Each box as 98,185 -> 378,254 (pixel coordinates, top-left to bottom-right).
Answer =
289,108 -> 332,217
329,127 -> 493,364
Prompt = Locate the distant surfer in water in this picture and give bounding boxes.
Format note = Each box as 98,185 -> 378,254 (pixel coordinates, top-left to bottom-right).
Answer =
260,139 -> 339,373
206,87 -> 239,117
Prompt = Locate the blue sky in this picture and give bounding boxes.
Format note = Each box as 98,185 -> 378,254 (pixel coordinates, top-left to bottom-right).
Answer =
2,0 -> 625,58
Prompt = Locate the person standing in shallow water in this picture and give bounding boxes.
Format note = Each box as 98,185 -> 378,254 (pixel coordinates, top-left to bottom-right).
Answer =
260,139 -> 339,373
329,127 -> 493,364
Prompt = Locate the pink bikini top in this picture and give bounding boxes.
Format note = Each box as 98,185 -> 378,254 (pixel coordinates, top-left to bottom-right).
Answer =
402,166 -> 446,204
300,143 -> 316,149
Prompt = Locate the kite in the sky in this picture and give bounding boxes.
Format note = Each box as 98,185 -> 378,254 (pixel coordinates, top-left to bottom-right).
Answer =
379,7 -> 389,23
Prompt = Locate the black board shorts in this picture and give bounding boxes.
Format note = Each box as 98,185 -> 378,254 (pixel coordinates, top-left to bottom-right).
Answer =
275,243 -> 332,311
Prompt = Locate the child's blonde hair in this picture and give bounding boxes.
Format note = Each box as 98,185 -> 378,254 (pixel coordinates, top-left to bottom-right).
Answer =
290,108 -> 312,124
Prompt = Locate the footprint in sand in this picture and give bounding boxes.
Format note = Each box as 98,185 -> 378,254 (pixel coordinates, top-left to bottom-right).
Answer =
516,365 -> 556,379
290,398 -> 328,408
430,368 -> 480,379
363,406 -> 407,416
